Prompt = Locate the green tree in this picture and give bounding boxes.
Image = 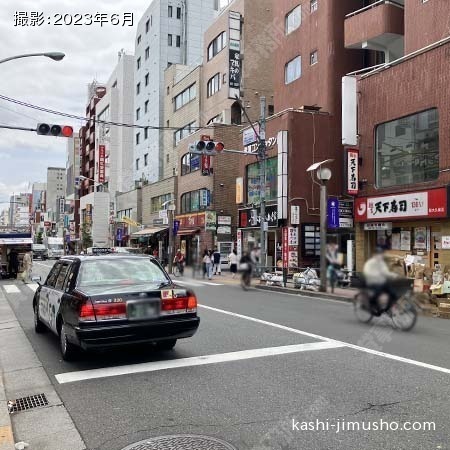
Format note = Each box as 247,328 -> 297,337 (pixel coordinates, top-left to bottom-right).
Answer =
35,231 -> 43,244
81,223 -> 93,250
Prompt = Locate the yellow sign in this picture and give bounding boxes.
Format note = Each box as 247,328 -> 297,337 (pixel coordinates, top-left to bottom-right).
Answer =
122,216 -> 140,227
236,177 -> 243,204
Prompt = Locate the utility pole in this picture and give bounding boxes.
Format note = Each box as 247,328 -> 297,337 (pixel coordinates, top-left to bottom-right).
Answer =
259,96 -> 267,269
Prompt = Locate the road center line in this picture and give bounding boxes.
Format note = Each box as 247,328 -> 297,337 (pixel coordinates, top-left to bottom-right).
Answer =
55,341 -> 345,384
3,285 -> 20,294
200,304 -> 450,376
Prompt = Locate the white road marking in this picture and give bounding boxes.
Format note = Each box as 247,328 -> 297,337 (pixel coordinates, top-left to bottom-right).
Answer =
3,285 -> 20,294
174,279 -> 223,287
55,341 -> 345,384
200,305 -> 450,376
27,283 -> 39,292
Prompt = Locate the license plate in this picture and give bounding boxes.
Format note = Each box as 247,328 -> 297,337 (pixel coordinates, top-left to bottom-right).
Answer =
127,301 -> 158,320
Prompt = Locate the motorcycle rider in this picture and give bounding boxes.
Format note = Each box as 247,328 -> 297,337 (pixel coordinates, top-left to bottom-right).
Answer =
363,247 -> 398,314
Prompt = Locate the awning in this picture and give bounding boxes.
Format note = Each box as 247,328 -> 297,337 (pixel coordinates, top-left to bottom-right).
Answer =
176,228 -> 200,236
0,238 -> 33,245
130,227 -> 168,238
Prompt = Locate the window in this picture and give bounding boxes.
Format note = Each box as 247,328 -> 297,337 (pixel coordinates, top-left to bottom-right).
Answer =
174,121 -> 197,146
136,132 -> 140,145
177,7 -> 182,18
207,31 -> 227,61
166,154 -> 170,163
136,158 -> 140,170
174,83 -> 196,110
181,189 -> 210,213
145,73 -> 149,86
137,57 -> 141,70
146,19 -> 150,32
136,108 -> 140,120
55,262 -> 71,290
310,0 -> 318,12
137,35 -> 141,45
176,35 -> 181,47
375,108 -> 439,188
144,154 -> 148,166
285,5 -> 301,34
46,262 -> 61,287
168,34 -> 173,46
145,100 -> 149,113
207,73 -> 221,97
151,193 -> 172,213
181,153 -> 201,175
144,127 -> 149,139
310,50 -> 318,65
207,113 -> 223,124
247,157 -> 278,203
145,46 -> 149,59
136,82 -> 141,95
268,104 -> 274,116
168,5 -> 173,17
285,56 -> 301,84
167,86 -> 170,95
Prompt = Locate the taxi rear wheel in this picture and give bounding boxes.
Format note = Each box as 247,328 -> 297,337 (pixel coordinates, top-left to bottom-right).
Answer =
155,339 -> 177,351
33,303 -> 46,334
59,322 -> 79,361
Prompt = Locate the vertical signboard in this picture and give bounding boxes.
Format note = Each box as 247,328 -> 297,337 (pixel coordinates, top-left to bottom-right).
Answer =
327,197 -> 340,229
237,229 -> 242,260
277,130 -> 288,220
201,155 -> 211,176
228,11 -> 242,99
236,177 -> 243,204
282,227 -> 289,269
347,149 -> 359,195
290,205 -> 300,225
342,76 -> 357,146
98,144 -> 106,183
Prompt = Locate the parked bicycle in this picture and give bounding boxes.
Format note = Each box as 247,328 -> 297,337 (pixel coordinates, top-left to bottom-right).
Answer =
353,276 -> 418,331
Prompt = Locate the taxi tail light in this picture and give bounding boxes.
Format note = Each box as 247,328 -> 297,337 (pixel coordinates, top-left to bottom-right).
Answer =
79,300 -> 127,321
161,294 -> 197,315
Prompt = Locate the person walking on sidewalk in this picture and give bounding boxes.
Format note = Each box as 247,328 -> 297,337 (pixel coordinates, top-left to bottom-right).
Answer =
22,251 -> 32,283
203,249 -> 212,280
212,246 -> 221,275
228,249 -> 238,278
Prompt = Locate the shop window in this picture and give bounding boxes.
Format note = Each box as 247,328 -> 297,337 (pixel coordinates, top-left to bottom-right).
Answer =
375,108 -> 439,188
246,157 -> 278,204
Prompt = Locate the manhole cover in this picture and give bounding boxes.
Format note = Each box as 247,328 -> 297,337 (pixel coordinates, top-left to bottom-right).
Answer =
121,435 -> 238,450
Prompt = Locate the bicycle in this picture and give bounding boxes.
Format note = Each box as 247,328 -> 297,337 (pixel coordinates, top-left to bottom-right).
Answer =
353,276 -> 418,331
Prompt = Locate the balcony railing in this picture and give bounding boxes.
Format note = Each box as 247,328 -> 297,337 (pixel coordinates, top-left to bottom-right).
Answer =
346,0 -> 404,19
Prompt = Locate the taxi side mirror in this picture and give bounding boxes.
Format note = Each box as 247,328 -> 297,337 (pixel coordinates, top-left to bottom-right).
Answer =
31,275 -> 42,284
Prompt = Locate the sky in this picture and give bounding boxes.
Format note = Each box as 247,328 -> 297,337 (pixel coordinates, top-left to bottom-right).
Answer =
0,0 -> 164,208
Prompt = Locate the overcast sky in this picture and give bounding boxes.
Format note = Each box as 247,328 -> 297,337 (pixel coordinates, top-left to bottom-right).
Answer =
0,0 -> 162,208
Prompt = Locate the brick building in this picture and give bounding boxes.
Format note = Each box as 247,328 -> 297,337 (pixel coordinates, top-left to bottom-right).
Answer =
342,0 -> 450,270
237,0 -> 365,268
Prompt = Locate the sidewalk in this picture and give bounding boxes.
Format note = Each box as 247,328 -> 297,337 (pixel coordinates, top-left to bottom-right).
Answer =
0,287 -> 87,450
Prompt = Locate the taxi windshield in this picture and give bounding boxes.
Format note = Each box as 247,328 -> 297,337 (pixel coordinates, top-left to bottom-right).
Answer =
77,257 -> 169,287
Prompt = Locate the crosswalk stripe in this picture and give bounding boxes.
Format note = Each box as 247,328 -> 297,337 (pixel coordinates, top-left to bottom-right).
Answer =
173,279 -> 224,287
3,285 -> 20,294
27,283 -> 39,292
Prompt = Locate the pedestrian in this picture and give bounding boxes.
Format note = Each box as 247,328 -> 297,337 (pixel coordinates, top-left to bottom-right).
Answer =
22,251 -> 32,283
212,246 -> 221,275
173,248 -> 185,275
228,249 -> 238,278
203,249 -> 212,280
8,249 -> 19,279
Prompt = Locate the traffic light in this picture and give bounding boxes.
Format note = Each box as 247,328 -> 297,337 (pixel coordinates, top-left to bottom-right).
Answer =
189,140 -> 225,155
36,123 -> 73,138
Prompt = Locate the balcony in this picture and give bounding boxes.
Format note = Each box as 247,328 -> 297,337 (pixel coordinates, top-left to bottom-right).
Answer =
345,0 -> 404,62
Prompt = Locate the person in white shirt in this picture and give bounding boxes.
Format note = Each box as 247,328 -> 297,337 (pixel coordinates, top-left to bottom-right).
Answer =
202,249 -> 212,280
228,249 -> 238,278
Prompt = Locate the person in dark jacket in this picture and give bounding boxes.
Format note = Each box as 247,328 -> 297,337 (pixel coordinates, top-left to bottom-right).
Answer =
212,246 -> 221,275
8,250 -> 19,279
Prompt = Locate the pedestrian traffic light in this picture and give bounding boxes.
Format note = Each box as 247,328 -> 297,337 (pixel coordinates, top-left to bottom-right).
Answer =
189,140 -> 225,155
36,123 -> 73,138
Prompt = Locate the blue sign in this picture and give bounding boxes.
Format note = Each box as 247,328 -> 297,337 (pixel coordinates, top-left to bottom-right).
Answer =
327,197 -> 340,229
173,220 -> 180,235
116,228 -> 123,241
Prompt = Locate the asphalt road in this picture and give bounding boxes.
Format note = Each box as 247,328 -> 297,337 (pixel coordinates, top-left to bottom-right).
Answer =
2,260 -> 450,450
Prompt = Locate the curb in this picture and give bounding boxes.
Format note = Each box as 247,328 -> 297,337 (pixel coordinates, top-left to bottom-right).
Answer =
255,284 -> 355,303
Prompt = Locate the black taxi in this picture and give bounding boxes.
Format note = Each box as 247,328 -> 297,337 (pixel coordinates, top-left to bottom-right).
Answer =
33,255 -> 200,360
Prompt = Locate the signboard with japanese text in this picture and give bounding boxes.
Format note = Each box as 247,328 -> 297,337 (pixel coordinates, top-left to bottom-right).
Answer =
347,149 -> 359,195
237,229 -> 242,259
205,211 -> 217,232
288,227 -> 298,246
282,227 -> 289,269
364,222 -> 392,231
290,205 -> 300,225
217,216 -> 232,226
238,205 -> 278,229
217,226 -> 232,235
176,212 -> 206,229
243,125 -> 259,146
355,188 -> 448,222
442,236 -> 450,250
327,197 -> 339,229
201,155 -> 211,176
98,144 -> 106,183
228,11 -> 242,98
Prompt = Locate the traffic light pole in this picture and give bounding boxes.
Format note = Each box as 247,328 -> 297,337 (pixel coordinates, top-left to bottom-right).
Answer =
259,97 -> 267,269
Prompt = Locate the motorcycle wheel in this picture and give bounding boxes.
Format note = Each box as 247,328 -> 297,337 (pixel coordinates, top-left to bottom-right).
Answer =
353,291 -> 373,323
390,298 -> 417,331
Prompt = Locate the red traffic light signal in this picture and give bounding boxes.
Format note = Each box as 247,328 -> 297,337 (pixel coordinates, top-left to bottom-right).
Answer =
36,123 -> 73,138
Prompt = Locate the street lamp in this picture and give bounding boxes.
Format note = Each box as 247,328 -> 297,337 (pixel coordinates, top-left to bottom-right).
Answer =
0,52 -> 65,65
78,175 -> 108,192
307,159 -> 333,293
